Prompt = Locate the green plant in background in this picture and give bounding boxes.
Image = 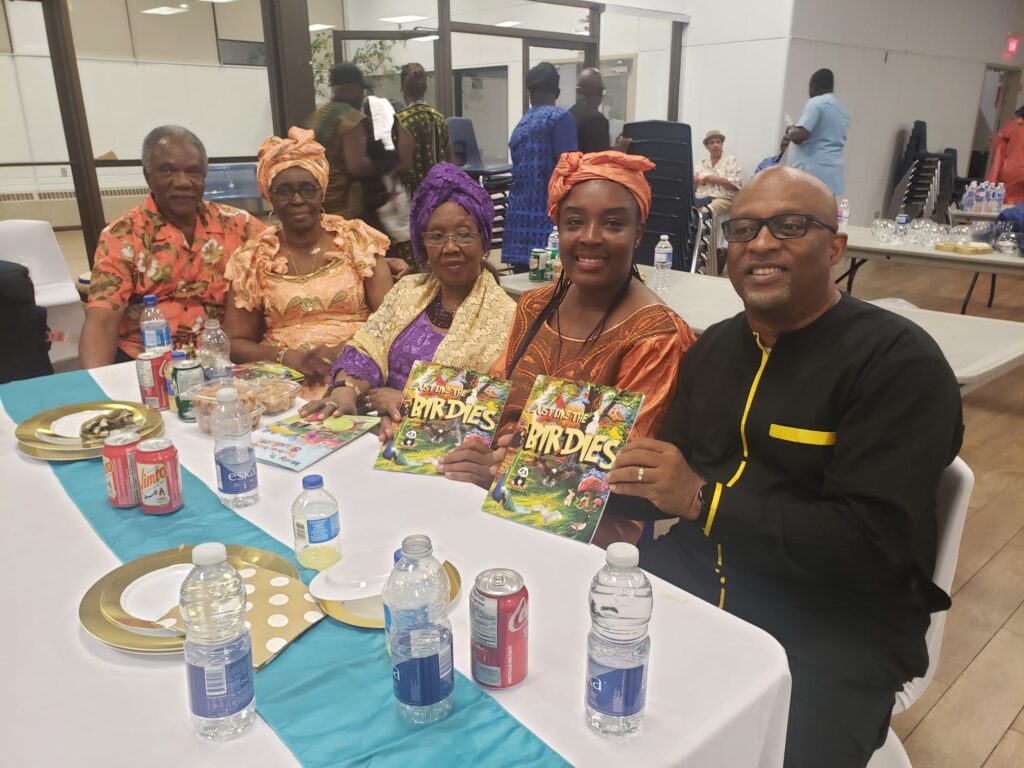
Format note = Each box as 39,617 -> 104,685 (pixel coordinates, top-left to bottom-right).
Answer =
351,39 -> 398,77
310,31 -> 334,104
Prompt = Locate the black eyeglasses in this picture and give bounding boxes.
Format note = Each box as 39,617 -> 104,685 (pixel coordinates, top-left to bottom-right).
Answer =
722,214 -> 838,243
269,183 -> 320,202
422,231 -> 480,248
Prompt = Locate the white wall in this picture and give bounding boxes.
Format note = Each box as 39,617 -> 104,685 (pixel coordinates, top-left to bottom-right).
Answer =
783,0 -> 1024,224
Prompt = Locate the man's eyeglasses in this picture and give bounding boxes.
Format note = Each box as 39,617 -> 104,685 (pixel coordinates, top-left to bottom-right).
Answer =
722,214 -> 838,243
423,231 -> 480,248
269,183 -> 320,202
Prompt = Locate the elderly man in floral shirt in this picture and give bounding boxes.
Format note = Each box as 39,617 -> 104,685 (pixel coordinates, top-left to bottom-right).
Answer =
80,125 -> 265,367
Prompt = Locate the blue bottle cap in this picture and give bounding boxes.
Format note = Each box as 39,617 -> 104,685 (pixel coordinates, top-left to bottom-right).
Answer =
142,294 -> 157,306
171,350 -> 186,360
393,548 -> 402,563
302,474 -> 323,489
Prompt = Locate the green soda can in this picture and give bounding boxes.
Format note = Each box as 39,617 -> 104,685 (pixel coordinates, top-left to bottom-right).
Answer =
171,355 -> 205,421
529,248 -> 547,282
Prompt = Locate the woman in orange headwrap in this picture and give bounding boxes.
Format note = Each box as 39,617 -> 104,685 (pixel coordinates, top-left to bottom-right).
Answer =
223,126 -> 394,395
438,150 -> 696,547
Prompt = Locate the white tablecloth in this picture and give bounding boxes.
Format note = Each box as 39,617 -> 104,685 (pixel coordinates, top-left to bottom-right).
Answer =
0,364 -> 792,767
844,225 -> 1024,276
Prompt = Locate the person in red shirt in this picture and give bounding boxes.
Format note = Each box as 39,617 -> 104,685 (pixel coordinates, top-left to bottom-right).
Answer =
80,125 -> 265,367
987,104 -> 1024,205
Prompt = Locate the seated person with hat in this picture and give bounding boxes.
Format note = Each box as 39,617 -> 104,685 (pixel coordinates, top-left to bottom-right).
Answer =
695,129 -> 742,216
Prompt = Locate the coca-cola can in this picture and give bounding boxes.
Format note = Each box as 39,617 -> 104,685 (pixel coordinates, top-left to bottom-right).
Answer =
136,350 -> 171,411
470,568 -> 528,688
102,431 -> 141,508
136,437 -> 183,514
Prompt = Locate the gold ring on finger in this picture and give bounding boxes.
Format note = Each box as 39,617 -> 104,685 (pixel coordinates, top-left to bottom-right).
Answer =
637,466 -> 645,482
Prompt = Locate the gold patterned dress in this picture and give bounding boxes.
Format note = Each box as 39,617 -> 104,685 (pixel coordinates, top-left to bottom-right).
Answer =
224,213 -> 390,359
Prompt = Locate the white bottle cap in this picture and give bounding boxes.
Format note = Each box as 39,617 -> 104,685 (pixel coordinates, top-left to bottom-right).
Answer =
204,318 -> 221,329
216,388 -> 238,403
193,542 -> 227,566
606,542 -> 639,568
659,234 -> 668,240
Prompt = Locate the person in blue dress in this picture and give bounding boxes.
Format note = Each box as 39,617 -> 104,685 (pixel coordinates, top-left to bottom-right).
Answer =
782,68 -> 850,196
503,62 -> 578,270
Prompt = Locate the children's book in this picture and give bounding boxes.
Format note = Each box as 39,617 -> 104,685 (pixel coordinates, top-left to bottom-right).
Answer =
481,376 -> 644,544
233,361 -> 305,382
253,412 -> 379,471
374,361 -> 511,476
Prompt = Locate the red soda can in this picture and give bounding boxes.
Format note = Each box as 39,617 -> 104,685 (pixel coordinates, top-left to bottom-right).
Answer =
102,431 -> 141,508
470,568 -> 528,688
136,350 -> 171,411
136,437 -> 184,514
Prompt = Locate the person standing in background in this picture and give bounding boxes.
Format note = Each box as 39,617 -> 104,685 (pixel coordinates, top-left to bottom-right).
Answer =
394,63 -> 453,271
694,130 -> 742,216
502,62 -> 578,271
570,68 -> 611,154
782,68 -> 850,196
987,104 -> 1024,205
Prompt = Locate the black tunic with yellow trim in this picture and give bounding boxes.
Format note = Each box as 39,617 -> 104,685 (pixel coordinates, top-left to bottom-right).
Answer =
615,293 -> 963,694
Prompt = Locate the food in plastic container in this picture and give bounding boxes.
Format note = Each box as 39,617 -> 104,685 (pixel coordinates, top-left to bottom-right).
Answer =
188,381 -> 265,433
252,379 -> 301,414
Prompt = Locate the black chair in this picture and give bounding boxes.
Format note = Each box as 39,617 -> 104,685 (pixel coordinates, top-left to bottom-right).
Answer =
0,260 -> 53,383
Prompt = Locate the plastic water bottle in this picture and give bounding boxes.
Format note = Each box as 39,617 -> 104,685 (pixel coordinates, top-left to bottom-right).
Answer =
894,207 -> 910,241
963,182 -> 978,212
197,319 -> 233,382
586,542 -> 653,735
837,198 -> 850,233
382,534 -> 454,724
140,294 -> 172,354
546,227 -> 559,281
211,388 -> 258,508
383,547 -> 402,657
653,235 -> 672,293
291,475 -> 341,570
180,542 -> 256,740
995,183 -> 1006,212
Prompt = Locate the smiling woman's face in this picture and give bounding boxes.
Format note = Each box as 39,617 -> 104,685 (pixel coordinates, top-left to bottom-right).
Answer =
270,166 -> 323,234
557,179 -> 642,292
423,202 -> 485,291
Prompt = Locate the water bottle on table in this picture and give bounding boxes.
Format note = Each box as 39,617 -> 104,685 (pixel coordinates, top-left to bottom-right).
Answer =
382,534 -> 454,724
995,183 -> 1006,212
653,235 -> 672,293
586,542 -> 653,735
837,198 -> 850,232
197,319 -> 233,382
894,207 -> 910,241
291,475 -> 341,570
546,226 -> 560,281
140,294 -> 172,354
180,542 -> 255,740
211,388 -> 259,508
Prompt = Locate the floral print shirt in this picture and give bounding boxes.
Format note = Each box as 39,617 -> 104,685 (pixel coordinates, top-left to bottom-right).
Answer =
87,195 -> 264,358
695,153 -> 743,201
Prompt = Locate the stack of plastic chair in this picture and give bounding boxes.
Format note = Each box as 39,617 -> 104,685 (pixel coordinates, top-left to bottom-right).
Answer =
0,220 -> 85,368
445,117 -> 513,190
622,120 -> 706,270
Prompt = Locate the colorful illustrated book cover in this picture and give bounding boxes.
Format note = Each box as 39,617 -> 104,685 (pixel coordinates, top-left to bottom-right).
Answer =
233,361 -> 305,382
253,413 -> 379,471
374,361 -> 512,476
481,376 -> 644,544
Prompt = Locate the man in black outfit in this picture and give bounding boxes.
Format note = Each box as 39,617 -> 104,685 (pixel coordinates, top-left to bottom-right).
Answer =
608,166 -> 964,768
570,68 -> 611,153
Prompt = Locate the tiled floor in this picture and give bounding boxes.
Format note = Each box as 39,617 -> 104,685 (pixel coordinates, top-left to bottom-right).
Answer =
56,232 -> 1024,766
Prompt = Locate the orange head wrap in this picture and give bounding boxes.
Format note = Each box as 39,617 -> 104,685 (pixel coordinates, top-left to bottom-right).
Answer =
256,126 -> 329,203
547,150 -> 656,223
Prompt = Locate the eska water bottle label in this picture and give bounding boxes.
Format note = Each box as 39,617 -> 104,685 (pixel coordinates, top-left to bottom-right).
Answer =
217,458 -> 257,494
587,659 -> 647,717
142,326 -> 172,348
187,649 -> 254,719
306,511 -> 340,544
392,642 -> 454,706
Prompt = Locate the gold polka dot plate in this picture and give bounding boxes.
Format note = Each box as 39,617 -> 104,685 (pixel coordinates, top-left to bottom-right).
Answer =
79,545 -> 298,655
317,560 -> 462,630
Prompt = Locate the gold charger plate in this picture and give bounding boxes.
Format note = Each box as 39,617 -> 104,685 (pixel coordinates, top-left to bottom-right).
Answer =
16,401 -> 161,451
18,441 -> 106,462
318,561 -> 461,630
80,545 -> 299,654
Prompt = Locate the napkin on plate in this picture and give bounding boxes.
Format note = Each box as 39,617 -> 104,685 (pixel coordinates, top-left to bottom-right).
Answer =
159,564 -> 324,669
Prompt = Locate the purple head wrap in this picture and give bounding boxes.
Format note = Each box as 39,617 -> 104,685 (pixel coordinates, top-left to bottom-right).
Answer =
409,162 -> 494,264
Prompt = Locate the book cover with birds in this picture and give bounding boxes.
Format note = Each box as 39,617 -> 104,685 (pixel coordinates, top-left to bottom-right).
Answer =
481,376 -> 644,544
373,361 -> 512,476
253,412 -> 380,471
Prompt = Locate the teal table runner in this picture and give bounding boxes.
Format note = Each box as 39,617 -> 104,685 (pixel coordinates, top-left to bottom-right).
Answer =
1,370 -> 566,767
